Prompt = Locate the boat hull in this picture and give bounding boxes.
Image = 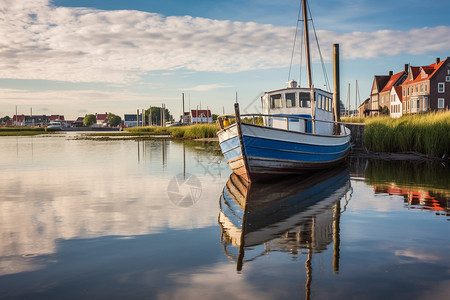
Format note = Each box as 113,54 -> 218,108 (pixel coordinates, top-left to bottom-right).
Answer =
218,122 -> 351,182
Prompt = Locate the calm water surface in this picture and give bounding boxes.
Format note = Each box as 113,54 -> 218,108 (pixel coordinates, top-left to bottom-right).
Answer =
0,133 -> 449,299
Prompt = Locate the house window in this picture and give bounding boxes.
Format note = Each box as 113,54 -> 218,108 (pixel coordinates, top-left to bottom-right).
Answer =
438,82 -> 445,93
420,84 -> 423,92
448,70 -> 450,75
425,84 -> 427,92
416,86 -> 418,92
407,88 -> 410,96
438,98 -> 444,109
285,93 -> 296,108
270,94 -> 282,108
403,88 -> 406,97
446,76 -> 450,82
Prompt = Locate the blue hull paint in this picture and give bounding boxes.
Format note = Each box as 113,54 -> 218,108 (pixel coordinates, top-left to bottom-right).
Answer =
217,121 -> 351,181
244,135 -> 349,156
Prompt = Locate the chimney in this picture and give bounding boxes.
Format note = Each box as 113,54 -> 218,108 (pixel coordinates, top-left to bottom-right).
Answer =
389,71 -> 393,76
404,64 -> 409,73
436,57 -> 440,64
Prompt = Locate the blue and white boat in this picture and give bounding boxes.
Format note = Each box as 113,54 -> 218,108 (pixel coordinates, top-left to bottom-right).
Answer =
217,0 -> 351,182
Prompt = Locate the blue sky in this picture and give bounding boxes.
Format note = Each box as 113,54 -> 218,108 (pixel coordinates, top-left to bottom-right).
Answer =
1,0 -> 449,120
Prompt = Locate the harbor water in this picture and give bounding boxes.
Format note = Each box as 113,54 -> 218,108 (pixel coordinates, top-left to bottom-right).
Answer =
0,133 -> 448,299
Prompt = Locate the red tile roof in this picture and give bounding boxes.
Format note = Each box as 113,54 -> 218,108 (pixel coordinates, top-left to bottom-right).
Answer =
403,58 -> 448,86
96,114 -> 108,121
380,71 -> 406,93
50,115 -> 64,121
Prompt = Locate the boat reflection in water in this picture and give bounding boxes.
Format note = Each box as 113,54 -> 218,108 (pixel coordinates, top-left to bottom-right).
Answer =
218,167 -> 351,278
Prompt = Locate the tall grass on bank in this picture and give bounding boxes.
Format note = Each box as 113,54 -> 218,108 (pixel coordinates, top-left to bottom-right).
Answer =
364,111 -> 450,157
341,117 -> 366,124
0,127 -> 46,136
126,124 -> 219,139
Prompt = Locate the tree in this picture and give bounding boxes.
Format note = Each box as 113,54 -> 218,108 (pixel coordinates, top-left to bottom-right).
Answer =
212,114 -> 218,121
0,116 -> 11,123
83,114 -> 96,127
107,113 -> 121,127
145,107 -> 173,126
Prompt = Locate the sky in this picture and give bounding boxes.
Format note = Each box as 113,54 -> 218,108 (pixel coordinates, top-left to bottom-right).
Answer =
1,0 -> 449,120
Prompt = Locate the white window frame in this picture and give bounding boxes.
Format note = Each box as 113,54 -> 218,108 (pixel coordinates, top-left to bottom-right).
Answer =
438,98 -> 444,109
446,76 -> 450,82
438,82 -> 445,93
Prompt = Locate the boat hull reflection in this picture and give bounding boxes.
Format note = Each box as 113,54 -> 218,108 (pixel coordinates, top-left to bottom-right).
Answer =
219,167 -> 351,270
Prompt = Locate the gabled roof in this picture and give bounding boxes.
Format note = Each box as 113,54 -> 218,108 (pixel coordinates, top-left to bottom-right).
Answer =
393,86 -> 403,102
191,110 -> 212,118
372,75 -> 390,94
380,71 -> 406,93
96,114 -> 108,121
409,58 -> 448,84
75,117 -> 84,122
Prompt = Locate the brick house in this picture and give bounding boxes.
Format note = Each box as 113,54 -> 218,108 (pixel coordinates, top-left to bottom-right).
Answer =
402,57 -> 450,114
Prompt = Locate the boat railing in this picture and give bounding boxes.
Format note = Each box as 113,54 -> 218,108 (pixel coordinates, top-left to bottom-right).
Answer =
217,113 -> 348,135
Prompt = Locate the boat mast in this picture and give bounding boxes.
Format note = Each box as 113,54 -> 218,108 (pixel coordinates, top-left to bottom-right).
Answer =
302,0 -> 312,89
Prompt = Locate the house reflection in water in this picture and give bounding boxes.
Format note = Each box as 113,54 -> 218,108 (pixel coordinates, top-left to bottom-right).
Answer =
218,167 -> 352,284
374,185 -> 449,218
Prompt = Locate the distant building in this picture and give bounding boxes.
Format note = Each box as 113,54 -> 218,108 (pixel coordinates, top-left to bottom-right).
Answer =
191,109 -> 212,124
123,114 -> 142,127
358,98 -> 370,117
96,113 -> 108,127
181,112 -> 191,124
402,57 -> 450,114
13,115 -> 51,126
50,115 -> 64,121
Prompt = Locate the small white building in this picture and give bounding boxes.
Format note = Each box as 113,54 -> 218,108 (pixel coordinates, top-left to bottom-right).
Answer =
390,86 -> 403,118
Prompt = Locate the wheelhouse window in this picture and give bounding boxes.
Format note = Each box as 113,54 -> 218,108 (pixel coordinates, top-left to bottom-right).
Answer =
285,93 -> 296,108
270,94 -> 282,108
438,82 -> 445,93
299,92 -> 311,108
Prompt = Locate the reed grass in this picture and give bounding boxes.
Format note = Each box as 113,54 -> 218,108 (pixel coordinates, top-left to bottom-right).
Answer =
125,124 -> 219,139
364,111 -> 450,157
341,116 -> 366,124
0,127 -> 46,136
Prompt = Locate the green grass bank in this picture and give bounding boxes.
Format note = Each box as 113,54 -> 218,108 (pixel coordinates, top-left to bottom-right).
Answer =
125,124 -> 219,139
362,111 -> 450,157
0,127 -> 47,136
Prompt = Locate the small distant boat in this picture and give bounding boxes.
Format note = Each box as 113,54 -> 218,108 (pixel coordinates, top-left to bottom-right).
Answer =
47,121 -> 63,130
217,0 -> 351,182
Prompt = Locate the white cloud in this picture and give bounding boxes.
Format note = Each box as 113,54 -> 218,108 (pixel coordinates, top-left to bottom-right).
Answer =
0,1 -> 449,84
184,84 -> 231,91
